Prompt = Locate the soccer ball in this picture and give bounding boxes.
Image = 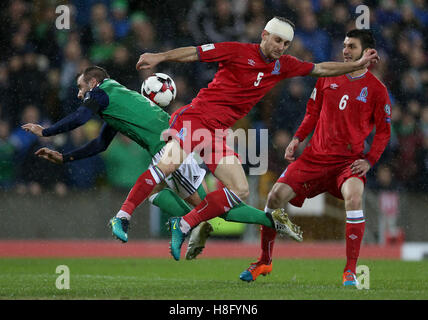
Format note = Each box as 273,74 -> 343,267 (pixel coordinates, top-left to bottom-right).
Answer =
141,73 -> 177,107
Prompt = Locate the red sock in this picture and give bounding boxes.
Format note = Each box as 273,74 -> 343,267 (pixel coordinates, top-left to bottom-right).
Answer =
182,188 -> 240,228
121,166 -> 165,215
258,225 -> 276,265
345,221 -> 365,274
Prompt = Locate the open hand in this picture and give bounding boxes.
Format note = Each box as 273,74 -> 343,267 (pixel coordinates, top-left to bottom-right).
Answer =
35,147 -> 63,164
357,49 -> 380,68
21,123 -> 44,137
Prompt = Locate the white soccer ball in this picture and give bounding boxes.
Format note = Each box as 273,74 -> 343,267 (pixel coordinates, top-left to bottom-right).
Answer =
141,73 -> 177,107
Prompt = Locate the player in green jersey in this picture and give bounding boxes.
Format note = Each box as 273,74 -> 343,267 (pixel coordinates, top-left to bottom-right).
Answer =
22,66 -> 211,256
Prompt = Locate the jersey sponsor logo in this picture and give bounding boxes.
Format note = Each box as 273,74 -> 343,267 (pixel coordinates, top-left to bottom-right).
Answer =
201,43 -> 215,52
356,87 -> 368,103
271,60 -> 281,75
248,59 -> 256,66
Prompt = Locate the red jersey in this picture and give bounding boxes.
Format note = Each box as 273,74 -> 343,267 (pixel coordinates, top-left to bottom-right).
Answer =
294,71 -> 391,166
193,42 -> 314,128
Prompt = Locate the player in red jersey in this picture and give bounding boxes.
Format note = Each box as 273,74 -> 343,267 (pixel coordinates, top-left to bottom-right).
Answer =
239,29 -> 391,286
113,17 -> 380,260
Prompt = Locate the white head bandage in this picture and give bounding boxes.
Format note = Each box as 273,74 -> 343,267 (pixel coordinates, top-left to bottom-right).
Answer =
264,17 -> 294,42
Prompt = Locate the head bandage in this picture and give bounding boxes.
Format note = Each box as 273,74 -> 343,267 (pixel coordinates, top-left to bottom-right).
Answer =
264,18 -> 294,42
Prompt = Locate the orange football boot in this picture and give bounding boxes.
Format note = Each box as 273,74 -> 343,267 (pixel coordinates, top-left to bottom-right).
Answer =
239,262 -> 272,282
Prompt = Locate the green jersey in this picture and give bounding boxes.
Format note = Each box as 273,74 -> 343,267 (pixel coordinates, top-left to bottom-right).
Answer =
88,79 -> 170,156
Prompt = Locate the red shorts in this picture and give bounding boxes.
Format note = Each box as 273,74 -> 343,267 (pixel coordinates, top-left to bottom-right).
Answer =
165,104 -> 238,173
277,152 -> 366,207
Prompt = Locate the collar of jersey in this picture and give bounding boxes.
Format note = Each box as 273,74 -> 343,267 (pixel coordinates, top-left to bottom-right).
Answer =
346,70 -> 368,81
258,45 -> 275,64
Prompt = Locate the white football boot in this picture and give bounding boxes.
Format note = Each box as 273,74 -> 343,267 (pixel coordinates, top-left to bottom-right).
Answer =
271,208 -> 303,242
185,221 -> 214,260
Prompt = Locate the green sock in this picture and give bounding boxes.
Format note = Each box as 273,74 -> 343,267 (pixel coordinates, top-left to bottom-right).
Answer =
197,183 -> 207,200
151,185 -> 272,228
151,184 -> 207,218
151,188 -> 191,218
221,202 -> 274,228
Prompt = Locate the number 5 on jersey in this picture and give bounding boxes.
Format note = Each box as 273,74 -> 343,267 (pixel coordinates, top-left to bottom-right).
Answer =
254,72 -> 264,86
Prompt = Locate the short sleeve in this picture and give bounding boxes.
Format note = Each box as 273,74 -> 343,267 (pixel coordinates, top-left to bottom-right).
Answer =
280,55 -> 315,79
197,42 -> 242,63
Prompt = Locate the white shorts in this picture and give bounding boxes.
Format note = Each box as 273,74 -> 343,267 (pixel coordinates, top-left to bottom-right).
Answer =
151,147 -> 206,199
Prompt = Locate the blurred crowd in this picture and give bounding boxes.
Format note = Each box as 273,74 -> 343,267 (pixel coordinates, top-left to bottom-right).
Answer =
0,0 -> 427,198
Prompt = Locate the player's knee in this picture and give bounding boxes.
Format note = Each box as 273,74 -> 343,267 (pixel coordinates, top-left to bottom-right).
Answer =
230,184 -> 249,201
156,161 -> 179,177
185,192 -> 203,207
344,194 -> 362,210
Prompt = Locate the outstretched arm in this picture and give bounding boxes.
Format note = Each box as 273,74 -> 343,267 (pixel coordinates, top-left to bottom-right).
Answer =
310,49 -> 379,77
22,106 -> 93,137
136,46 -> 198,70
62,123 -> 117,162
35,123 -> 117,164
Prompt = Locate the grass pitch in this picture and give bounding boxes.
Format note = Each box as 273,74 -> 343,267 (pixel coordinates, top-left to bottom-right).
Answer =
0,258 -> 427,300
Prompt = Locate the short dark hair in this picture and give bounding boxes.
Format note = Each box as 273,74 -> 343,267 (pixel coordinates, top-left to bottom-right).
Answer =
81,66 -> 110,83
346,29 -> 376,51
273,16 -> 295,30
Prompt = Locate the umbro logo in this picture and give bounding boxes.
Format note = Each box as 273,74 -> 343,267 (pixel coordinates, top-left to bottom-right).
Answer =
349,234 -> 358,240
248,59 -> 256,66
145,179 -> 154,186
330,83 -> 339,89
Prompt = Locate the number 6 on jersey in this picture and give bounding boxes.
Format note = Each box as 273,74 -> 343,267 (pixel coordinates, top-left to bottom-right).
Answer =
339,94 -> 349,110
